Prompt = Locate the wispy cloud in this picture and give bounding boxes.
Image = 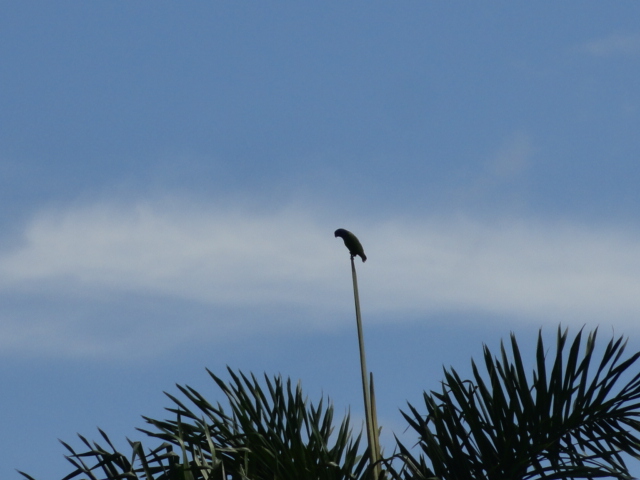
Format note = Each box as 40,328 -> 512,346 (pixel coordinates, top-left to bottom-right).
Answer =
0,201 -> 341,307
582,32 -> 640,57
487,131 -> 533,180
451,131 -> 534,211
366,219 -> 640,321
2,199 -> 640,358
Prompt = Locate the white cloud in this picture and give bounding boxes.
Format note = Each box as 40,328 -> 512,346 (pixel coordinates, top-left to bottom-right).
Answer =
0,201 -> 344,307
363,219 -> 640,321
2,199 -> 640,357
582,33 -> 640,57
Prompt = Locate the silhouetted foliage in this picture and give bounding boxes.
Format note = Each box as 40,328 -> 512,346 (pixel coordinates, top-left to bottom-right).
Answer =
19,327 -> 640,480
394,327 -> 640,480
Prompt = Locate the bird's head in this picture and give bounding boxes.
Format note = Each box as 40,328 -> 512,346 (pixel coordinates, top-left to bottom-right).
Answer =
334,228 -> 347,239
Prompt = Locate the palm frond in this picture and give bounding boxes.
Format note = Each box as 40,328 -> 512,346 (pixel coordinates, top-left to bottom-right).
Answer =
398,327 -> 640,480
20,368 -> 366,480
140,366 -> 368,480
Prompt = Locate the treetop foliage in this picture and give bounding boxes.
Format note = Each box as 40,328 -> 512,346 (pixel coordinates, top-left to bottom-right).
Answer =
20,327 -> 640,480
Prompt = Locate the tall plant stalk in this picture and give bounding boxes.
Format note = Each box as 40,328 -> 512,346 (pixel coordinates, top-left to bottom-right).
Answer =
350,256 -> 382,479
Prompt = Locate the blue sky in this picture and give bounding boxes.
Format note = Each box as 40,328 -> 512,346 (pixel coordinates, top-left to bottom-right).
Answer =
3,2 -> 640,478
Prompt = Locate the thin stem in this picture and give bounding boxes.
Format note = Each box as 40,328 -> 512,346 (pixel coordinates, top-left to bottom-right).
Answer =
351,256 -> 381,479
370,372 -> 381,462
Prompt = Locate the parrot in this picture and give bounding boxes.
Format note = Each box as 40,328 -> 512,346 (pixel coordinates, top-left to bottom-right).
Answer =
334,228 -> 367,262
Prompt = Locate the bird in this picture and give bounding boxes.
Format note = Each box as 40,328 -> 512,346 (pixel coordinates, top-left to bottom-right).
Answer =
334,228 -> 367,262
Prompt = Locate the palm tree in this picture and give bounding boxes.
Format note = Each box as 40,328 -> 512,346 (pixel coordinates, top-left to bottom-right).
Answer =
394,327 -> 640,480
19,327 -> 640,480
20,368 -> 368,480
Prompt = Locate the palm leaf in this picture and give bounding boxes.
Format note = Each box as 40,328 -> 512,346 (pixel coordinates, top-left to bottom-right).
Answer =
20,368 -> 366,480
397,327 -> 640,480
140,366 -> 369,480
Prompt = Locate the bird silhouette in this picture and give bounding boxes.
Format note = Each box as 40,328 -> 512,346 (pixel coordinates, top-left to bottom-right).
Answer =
334,228 -> 367,262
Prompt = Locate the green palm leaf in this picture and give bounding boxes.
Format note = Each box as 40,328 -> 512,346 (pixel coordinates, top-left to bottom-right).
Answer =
397,327 -> 640,480
21,367 -> 367,480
